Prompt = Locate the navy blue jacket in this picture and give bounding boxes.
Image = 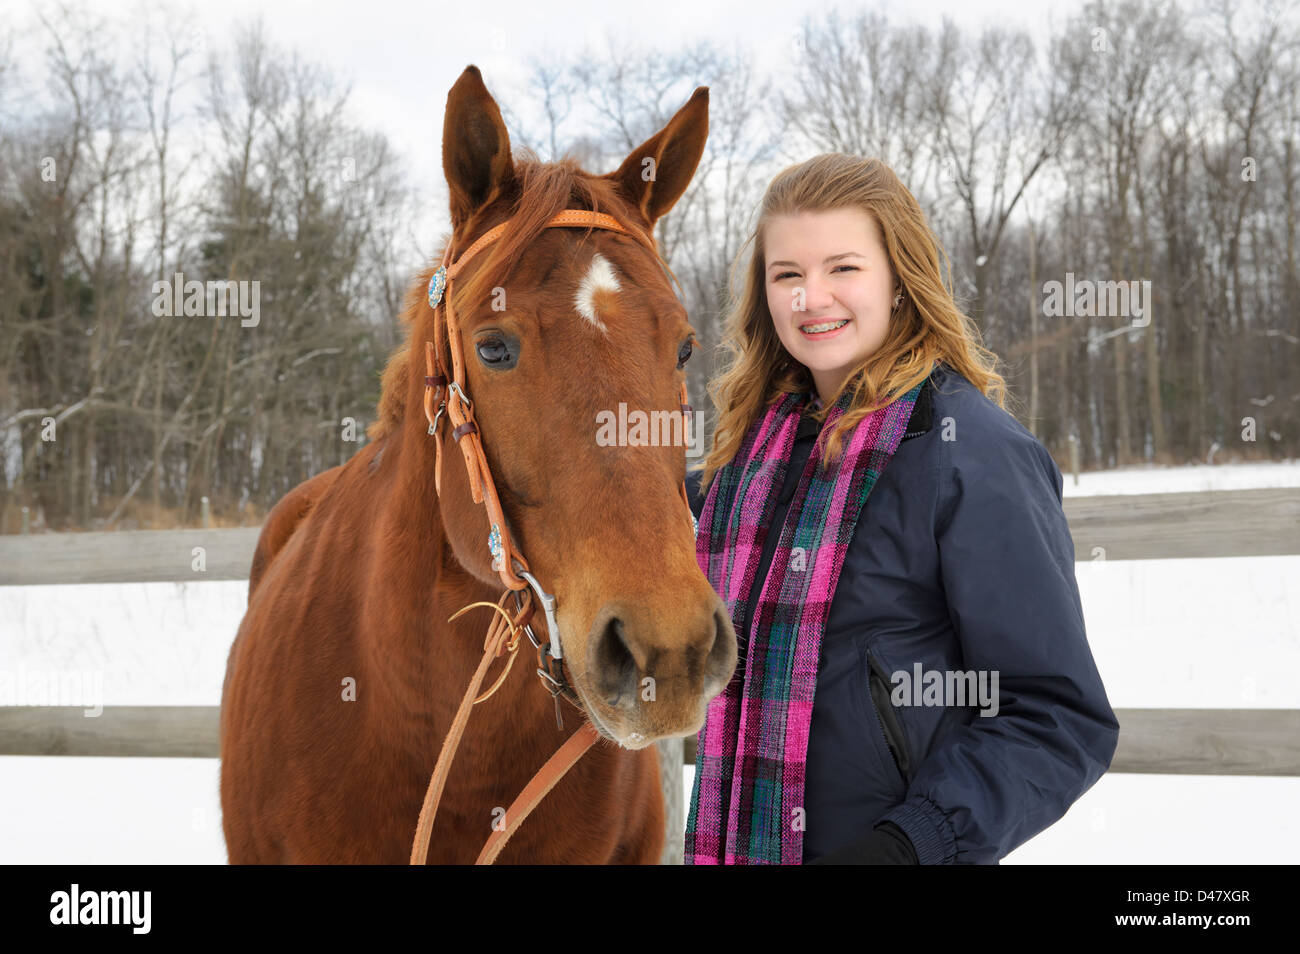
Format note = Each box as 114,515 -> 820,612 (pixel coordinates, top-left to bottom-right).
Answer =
686,362 -> 1119,864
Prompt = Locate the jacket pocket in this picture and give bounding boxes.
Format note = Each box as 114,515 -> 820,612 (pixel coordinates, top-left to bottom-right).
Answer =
865,649 -> 911,784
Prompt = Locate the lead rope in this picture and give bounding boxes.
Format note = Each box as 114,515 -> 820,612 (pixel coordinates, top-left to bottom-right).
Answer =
409,589 -> 601,865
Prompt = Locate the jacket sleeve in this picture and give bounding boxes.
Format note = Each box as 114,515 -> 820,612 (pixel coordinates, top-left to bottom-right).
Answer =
876,423 -> 1119,864
685,466 -> 706,521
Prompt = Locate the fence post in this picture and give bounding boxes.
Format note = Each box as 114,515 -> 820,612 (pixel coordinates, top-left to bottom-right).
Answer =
1068,434 -> 1080,487
21,506 -> 30,535
200,496 -> 211,529
656,737 -> 683,864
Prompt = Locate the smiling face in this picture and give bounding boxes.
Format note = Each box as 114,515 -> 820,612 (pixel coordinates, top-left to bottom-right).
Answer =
764,207 -> 899,405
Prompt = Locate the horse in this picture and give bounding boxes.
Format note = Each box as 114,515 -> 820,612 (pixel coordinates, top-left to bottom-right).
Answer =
219,65 -> 738,864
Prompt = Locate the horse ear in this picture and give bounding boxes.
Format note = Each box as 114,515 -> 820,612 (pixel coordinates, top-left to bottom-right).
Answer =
442,65 -> 515,229
603,87 -> 708,228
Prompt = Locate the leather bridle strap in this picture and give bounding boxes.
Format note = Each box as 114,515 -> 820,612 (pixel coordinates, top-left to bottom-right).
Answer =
423,208 -> 691,595
410,207 -> 696,865
474,717 -> 601,865
409,590 -> 600,865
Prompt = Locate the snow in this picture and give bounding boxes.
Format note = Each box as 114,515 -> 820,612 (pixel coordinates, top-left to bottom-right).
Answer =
1059,458 -> 1300,497
2,460 -> 1298,863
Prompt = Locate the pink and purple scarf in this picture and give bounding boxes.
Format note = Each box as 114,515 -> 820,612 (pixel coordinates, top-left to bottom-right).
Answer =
685,379 -> 922,864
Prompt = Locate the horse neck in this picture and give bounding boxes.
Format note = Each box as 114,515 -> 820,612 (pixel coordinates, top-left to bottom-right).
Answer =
367,407 -> 544,731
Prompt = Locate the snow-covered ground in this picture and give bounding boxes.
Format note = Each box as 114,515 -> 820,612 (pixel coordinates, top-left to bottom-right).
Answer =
2,460 -> 1298,863
1059,457 -> 1299,496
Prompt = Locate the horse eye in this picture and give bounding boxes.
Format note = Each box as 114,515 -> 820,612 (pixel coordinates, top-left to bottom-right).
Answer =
677,338 -> 694,369
476,336 -> 514,368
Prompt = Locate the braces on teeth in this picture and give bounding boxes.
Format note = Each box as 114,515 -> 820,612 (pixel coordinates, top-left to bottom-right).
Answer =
802,319 -> 849,333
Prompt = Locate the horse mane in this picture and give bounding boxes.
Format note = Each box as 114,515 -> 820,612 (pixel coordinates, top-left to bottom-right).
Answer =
366,152 -> 646,442
365,273 -> 431,441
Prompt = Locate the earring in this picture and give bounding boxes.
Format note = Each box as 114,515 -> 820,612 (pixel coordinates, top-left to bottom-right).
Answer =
892,291 -> 904,310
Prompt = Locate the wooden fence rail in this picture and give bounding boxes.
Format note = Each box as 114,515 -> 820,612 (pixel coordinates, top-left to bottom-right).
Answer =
2,488 -> 1297,586
2,706 -> 1298,776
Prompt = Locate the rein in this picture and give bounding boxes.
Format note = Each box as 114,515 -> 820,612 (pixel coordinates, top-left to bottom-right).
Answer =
409,208 -> 696,865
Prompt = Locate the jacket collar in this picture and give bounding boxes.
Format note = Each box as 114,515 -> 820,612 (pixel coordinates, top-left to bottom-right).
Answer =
901,370 -> 934,441
796,365 -> 938,442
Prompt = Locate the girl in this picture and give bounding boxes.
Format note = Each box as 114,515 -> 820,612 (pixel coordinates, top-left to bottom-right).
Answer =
683,153 -> 1119,865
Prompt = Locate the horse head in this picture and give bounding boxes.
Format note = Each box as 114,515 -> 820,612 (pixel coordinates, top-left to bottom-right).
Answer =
419,66 -> 737,749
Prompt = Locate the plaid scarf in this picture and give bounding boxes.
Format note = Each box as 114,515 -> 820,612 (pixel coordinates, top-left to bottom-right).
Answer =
685,379 -> 922,864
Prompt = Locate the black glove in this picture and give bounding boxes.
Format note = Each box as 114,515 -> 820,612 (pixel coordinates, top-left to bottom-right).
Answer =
805,821 -> 918,864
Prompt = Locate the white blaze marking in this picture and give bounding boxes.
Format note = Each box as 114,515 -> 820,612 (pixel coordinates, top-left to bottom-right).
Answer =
574,253 -> 620,333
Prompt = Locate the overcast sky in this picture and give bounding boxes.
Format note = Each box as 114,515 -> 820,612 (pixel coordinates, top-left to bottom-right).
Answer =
188,0 -> 1082,185
7,0 -> 1090,256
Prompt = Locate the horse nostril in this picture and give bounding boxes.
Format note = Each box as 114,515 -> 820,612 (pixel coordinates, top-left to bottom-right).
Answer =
590,614 -> 639,708
704,606 -> 738,690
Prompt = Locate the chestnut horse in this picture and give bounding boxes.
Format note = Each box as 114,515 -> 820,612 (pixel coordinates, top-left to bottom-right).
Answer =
219,65 -> 737,864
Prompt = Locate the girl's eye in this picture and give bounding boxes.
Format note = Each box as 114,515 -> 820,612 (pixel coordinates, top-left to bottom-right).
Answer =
773,265 -> 857,281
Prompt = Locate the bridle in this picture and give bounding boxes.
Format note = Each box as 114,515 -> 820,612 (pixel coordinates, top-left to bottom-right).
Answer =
409,207 -> 698,865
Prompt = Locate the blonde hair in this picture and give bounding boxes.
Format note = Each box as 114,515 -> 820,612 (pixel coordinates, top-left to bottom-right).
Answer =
695,153 -> 1010,494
